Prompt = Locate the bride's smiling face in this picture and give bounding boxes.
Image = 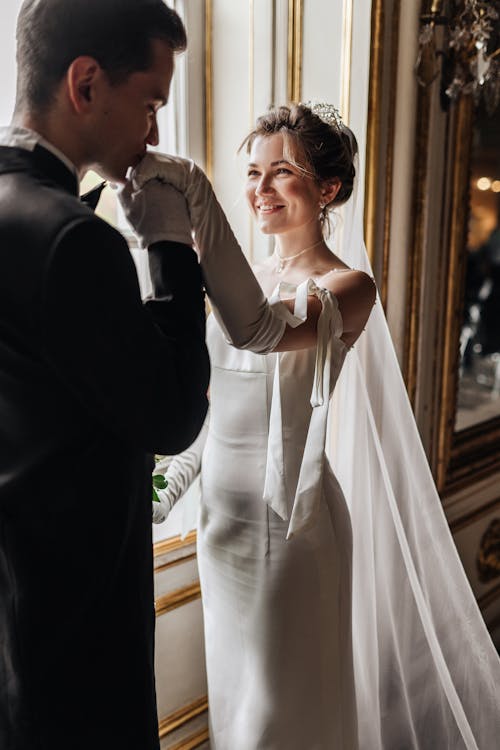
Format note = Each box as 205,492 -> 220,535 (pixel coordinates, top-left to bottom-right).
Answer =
245,133 -> 323,236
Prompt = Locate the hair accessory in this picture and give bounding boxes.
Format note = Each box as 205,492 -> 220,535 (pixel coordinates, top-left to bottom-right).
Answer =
301,101 -> 343,130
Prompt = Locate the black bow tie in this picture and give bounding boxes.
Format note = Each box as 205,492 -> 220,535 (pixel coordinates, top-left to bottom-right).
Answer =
80,181 -> 107,211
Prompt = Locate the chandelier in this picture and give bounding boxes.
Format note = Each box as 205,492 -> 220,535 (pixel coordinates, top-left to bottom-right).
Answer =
416,1 -> 500,113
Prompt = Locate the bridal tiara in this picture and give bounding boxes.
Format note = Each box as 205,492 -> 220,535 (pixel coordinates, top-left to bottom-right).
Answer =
301,101 -> 343,130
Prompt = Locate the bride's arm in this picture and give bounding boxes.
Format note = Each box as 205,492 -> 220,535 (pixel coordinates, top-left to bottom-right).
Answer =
119,155 -> 285,354
152,415 -> 209,523
274,270 -> 376,351
119,154 -> 375,353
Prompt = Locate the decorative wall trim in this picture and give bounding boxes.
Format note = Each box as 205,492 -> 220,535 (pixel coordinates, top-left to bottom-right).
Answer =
155,552 -> 197,575
154,531 -> 197,560
249,0 -> 255,128
363,0 -> 401,305
159,696 -> 208,739
478,581 -> 500,612
340,0 -> 353,123
443,418 -> 500,496
287,0 -> 303,102
364,0 -> 383,270
485,611 -> 500,636
204,0 -> 213,179
382,0 -> 401,307
403,88 -> 431,402
155,582 -> 201,617
169,729 -> 210,750
450,496 -> 500,534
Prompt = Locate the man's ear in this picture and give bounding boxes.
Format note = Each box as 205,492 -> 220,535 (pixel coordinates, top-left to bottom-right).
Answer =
321,177 -> 341,206
66,57 -> 101,114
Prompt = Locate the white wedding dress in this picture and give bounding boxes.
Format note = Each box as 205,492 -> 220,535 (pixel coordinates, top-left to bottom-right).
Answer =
155,161 -> 500,749
163,278 -> 358,749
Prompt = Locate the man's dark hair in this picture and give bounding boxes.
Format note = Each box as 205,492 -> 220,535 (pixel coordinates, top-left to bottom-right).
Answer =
15,0 -> 187,114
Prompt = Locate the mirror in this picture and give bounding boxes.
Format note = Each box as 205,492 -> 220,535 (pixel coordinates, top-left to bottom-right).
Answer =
456,105 -> 500,432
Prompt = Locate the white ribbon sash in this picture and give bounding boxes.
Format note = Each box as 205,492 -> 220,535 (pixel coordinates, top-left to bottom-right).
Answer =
262,279 -> 345,539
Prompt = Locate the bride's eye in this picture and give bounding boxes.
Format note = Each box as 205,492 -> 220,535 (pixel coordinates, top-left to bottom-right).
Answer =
247,169 -> 260,178
276,167 -> 292,175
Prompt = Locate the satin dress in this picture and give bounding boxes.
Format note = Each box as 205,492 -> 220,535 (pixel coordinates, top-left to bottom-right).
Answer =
192,279 -> 358,749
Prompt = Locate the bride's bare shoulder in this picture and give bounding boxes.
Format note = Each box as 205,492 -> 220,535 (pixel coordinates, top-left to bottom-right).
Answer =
320,269 -> 376,343
320,268 -> 376,306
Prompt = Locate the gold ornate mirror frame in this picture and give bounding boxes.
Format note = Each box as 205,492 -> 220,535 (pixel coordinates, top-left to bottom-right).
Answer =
432,97 -> 500,495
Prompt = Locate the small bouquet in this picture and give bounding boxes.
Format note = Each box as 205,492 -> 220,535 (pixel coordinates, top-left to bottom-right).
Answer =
152,474 -> 168,503
152,455 -> 172,502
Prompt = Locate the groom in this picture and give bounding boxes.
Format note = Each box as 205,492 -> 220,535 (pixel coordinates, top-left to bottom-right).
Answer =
0,2 -> 209,749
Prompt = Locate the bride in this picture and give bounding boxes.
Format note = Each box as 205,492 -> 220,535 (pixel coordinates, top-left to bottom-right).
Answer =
120,103 -> 500,749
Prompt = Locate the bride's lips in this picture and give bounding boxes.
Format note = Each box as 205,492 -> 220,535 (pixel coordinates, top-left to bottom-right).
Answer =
256,203 -> 285,214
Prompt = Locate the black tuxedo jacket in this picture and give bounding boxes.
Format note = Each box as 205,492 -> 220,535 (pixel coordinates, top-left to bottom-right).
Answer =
0,144 -> 210,750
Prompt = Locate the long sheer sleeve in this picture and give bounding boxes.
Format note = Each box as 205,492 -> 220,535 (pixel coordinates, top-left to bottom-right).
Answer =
153,415 -> 209,523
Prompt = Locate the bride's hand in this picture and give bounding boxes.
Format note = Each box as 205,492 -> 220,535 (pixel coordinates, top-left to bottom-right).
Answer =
116,168 -> 193,250
131,152 -> 196,195
152,471 -> 174,524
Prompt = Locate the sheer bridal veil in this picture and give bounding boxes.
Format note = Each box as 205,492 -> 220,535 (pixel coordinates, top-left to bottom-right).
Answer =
331,158 -> 500,749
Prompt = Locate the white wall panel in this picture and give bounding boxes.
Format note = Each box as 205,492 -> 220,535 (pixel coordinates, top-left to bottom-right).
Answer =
0,0 -> 23,125
302,0 -> 343,108
155,599 -> 207,720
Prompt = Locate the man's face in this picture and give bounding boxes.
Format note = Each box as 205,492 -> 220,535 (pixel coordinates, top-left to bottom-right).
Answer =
88,39 -> 174,182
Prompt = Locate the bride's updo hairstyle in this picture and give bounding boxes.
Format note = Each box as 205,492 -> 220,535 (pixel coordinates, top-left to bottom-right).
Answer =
240,103 -> 358,230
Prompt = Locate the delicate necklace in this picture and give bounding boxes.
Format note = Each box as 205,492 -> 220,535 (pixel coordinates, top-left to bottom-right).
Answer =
274,239 -> 324,273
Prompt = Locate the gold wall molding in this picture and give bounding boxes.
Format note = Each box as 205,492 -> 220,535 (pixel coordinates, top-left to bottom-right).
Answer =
477,519 -> 500,585
364,0 -> 383,269
340,0 -> 353,124
159,695 -> 208,739
155,552 -> 197,575
204,0 -> 213,180
154,531 -> 197,560
450,496 -> 500,534
155,582 -> 201,617
403,87 -> 432,403
363,0 -> 401,305
381,0 -> 400,308
169,729 -> 210,750
287,0 -> 303,102
445,422 -> 500,493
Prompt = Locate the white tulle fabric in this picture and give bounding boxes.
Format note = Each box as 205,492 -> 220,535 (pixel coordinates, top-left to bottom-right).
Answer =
331,168 -> 500,749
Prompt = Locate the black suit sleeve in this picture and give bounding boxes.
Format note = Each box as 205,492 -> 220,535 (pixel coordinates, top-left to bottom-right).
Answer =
41,217 -> 210,455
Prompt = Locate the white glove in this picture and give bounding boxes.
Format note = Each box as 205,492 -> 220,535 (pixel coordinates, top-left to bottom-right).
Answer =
152,488 -> 172,524
151,417 -> 209,524
131,153 -> 286,353
116,173 -> 193,249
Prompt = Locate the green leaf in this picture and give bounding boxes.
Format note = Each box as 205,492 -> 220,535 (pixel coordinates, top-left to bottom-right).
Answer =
152,475 -> 168,490
152,488 -> 160,503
